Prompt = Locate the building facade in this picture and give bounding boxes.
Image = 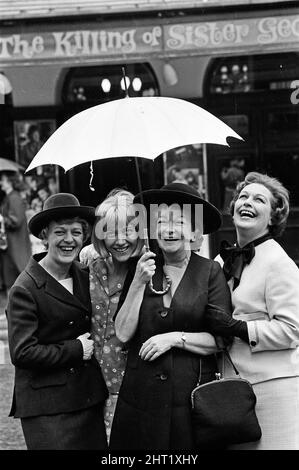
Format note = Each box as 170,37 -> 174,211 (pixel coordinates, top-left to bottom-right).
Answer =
1,0 -> 298,260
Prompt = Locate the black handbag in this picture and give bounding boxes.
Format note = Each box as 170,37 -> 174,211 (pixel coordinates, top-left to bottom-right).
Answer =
191,350 -> 262,448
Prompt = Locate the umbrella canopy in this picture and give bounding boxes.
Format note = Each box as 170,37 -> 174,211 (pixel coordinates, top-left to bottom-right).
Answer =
26,97 -> 243,173
0,158 -> 24,173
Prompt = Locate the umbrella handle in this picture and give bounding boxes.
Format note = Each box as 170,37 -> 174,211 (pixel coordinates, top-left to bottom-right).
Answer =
143,229 -> 172,296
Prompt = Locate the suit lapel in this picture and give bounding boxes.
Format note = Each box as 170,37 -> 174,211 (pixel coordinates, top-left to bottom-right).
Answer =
170,252 -> 205,311
44,274 -> 79,309
71,262 -> 91,313
26,254 -> 90,313
45,263 -> 90,313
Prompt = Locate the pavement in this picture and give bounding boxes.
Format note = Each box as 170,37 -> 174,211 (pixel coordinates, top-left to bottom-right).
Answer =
0,290 -> 26,450
0,291 -> 8,354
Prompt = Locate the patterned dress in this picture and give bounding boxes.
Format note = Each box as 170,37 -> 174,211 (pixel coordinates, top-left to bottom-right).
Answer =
89,258 -> 127,442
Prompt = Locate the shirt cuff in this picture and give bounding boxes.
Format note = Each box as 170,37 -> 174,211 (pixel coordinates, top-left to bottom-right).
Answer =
247,321 -> 259,351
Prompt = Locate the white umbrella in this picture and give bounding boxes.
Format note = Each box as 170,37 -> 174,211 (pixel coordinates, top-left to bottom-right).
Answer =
26,96 -> 243,174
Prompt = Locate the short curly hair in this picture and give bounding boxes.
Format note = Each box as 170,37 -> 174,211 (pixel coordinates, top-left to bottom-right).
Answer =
230,172 -> 289,238
40,217 -> 91,248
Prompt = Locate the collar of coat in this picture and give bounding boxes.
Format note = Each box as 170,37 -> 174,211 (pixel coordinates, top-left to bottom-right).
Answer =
25,252 -> 91,312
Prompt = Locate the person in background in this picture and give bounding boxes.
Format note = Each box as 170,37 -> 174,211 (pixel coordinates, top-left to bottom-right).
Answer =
212,172 -> 299,449
19,124 -> 43,169
37,184 -> 50,204
221,157 -> 245,212
24,175 -> 39,202
80,188 -> 143,444
167,165 -> 188,185
25,197 -> 46,256
47,176 -> 58,196
6,193 -> 108,450
0,171 -> 32,296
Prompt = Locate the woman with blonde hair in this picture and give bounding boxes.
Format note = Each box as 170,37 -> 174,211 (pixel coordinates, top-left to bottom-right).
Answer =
81,188 -> 143,443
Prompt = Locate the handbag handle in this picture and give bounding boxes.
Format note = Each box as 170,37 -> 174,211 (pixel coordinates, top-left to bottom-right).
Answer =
197,348 -> 240,386
222,348 -> 240,376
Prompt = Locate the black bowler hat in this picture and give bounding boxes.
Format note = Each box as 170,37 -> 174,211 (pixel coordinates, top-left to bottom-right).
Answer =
28,192 -> 95,238
134,182 -> 222,234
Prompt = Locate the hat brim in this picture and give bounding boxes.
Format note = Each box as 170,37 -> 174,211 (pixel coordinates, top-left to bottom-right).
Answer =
134,189 -> 222,234
28,206 -> 95,238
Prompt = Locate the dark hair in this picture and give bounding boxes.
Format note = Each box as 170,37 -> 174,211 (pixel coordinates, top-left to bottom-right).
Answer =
28,124 -> 40,139
37,184 -> 49,193
230,172 -> 290,237
0,171 -> 21,190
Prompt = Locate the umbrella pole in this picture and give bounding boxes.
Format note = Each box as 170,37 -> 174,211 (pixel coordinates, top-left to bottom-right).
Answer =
122,66 -> 129,98
134,157 -> 171,296
134,157 -> 143,199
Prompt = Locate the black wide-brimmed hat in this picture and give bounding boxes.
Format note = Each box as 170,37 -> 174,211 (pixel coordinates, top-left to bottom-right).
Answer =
29,192 -> 95,238
134,182 -> 222,234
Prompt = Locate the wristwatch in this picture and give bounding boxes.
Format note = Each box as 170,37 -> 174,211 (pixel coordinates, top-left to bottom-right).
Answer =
181,332 -> 186,348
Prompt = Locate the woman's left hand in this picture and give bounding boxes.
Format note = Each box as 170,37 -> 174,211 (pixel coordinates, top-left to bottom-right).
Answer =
139,333 -> 177,361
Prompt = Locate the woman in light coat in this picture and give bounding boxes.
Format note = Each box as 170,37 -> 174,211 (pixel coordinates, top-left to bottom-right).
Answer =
212,172 -> 299,450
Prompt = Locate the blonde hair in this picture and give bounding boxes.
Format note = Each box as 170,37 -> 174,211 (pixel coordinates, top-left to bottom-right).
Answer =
92,189 -> 143,259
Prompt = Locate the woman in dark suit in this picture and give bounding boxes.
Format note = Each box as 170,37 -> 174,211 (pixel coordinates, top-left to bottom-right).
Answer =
6,193 -> 108,450
109,183 -> 234,450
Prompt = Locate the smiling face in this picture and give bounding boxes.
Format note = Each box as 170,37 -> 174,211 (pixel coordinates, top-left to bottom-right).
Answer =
233,183 -> 273,242
156,205 -> 192,256
45,220 -> 84,266
103,215 -> 139,263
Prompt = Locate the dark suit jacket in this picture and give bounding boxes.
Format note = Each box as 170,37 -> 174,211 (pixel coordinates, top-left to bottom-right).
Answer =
7,253 -> 108,418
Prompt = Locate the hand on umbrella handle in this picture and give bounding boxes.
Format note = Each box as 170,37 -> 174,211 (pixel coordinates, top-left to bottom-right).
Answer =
143,228 -> 172,296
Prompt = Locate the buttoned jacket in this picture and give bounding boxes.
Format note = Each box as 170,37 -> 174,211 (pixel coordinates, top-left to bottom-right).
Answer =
7,253 -> 108,418
216,239 -> 299,384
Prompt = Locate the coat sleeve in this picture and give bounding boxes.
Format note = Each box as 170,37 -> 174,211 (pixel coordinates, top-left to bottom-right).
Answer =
247,256 -> 299,352
4,193 -> 26,231
208,261 -> 232,314
206,261 -> 233,349
7,285 -> 84,370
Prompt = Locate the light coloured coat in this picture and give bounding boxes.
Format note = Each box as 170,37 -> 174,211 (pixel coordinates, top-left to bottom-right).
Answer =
216,238 -> 299,384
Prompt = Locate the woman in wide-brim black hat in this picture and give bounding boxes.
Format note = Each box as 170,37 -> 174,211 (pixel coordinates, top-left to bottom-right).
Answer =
6,193 -> 108,450
110,183 -> 240,450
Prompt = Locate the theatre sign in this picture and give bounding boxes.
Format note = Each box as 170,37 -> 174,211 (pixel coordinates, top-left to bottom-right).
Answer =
0,13 -> 298,64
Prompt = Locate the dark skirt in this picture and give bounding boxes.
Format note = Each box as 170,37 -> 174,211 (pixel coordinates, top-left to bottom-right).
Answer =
110,397 -> 195,450
21,404 -> 107,450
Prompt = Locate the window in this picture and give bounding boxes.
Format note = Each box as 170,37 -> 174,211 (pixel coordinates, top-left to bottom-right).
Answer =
207,52 -> 299,95
62,63 -> 159,104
